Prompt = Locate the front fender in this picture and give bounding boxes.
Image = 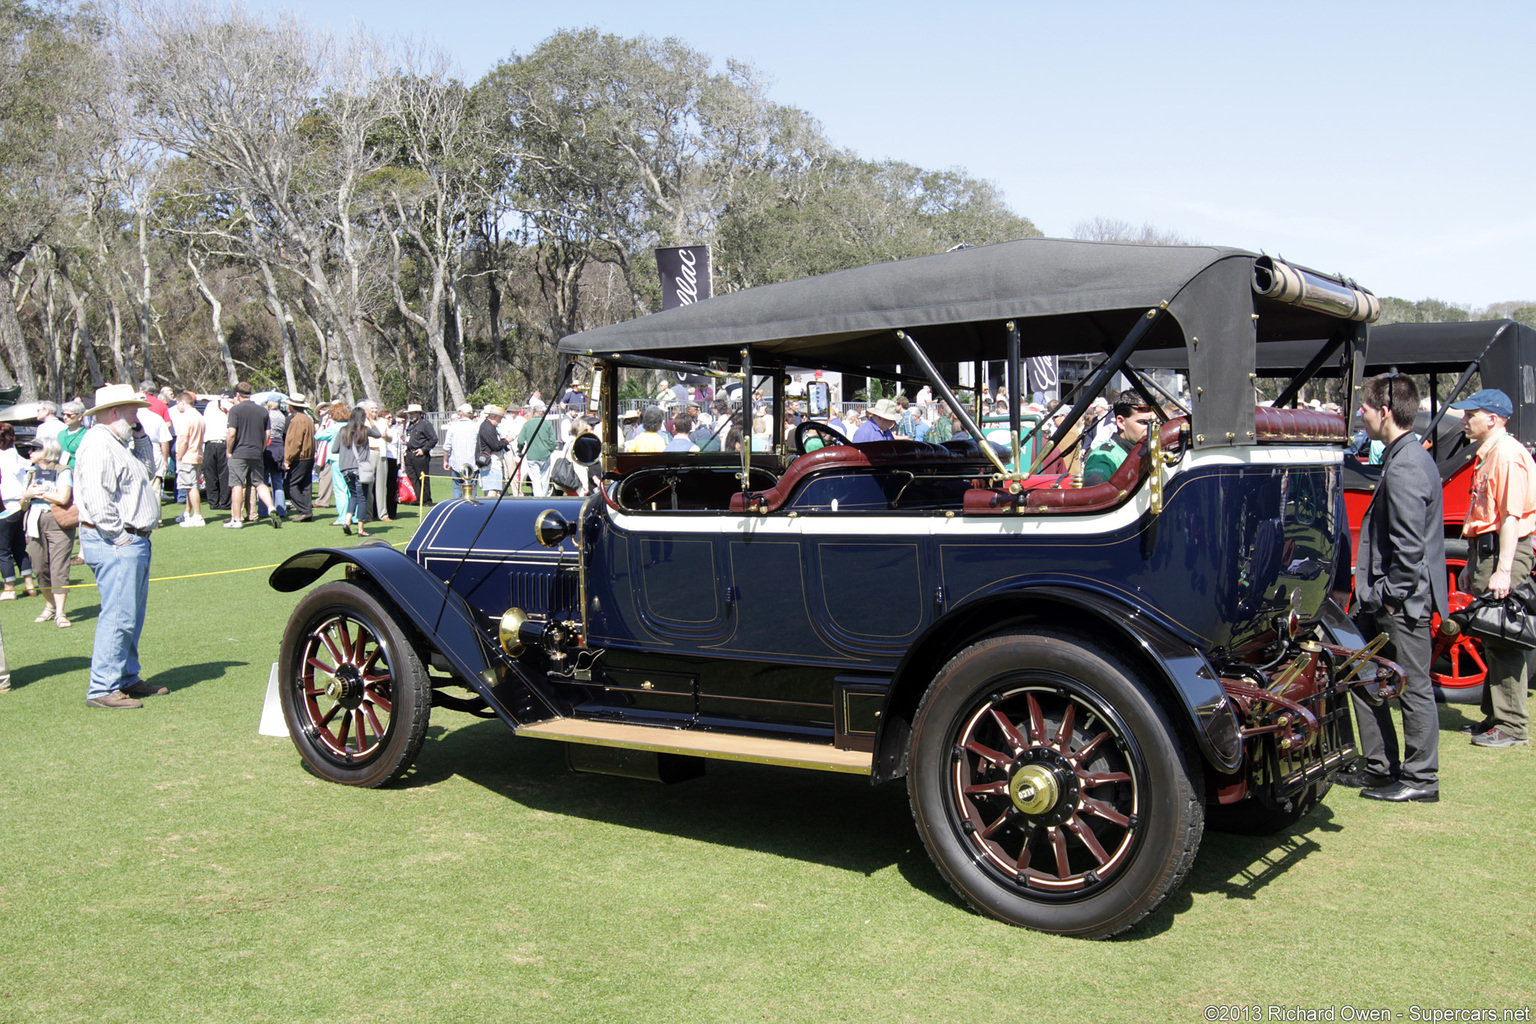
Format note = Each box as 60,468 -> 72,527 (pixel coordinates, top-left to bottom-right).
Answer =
270,544 -> 565,726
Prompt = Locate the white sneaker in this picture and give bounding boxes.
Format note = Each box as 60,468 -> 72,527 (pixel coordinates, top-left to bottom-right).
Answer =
180,516 -> 205,527
223,520 -> 243,529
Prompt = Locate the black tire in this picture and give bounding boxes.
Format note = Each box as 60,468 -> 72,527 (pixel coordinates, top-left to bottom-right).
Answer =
1206,779 -> 1332,836
279,580 -> 431,787
908,630 -> 1204,939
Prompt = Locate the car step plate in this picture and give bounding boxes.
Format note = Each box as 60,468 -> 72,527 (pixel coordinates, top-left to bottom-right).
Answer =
515,718 -> 873,774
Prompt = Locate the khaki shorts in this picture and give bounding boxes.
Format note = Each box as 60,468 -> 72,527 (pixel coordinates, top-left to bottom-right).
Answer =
176,462 -> 201,490
228,456 -> 263,487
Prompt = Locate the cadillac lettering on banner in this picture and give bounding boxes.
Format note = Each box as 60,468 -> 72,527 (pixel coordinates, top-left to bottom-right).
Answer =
657,245 -> 711,310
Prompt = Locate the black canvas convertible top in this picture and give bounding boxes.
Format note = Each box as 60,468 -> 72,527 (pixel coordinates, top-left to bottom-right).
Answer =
562,237 -> 1379,450
559,238 -> 1368,366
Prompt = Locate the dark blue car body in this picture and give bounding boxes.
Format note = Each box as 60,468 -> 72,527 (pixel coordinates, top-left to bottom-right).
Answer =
272,239 -> 1398,938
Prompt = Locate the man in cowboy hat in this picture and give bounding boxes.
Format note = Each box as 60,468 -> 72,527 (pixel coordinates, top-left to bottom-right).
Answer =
402,403 -> 437,505
852,397 -> 901,443
74,384 -> 168,709
283,393 -> 316,521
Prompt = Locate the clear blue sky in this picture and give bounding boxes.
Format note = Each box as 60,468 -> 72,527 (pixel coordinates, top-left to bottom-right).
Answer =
251,0 -> 1534,309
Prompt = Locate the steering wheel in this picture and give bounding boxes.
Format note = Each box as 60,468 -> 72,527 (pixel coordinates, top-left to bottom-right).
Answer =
795,420 -> 850,455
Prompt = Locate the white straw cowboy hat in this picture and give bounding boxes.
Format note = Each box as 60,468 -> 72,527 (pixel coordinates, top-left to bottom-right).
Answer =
86,383 -> 150,416
867,398 -> 901,422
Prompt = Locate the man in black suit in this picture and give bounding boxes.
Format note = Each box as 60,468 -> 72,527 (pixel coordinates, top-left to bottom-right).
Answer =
1341,373 -> 1448,802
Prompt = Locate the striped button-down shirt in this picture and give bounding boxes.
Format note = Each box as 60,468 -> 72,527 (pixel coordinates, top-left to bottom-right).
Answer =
75,424 -> 160,542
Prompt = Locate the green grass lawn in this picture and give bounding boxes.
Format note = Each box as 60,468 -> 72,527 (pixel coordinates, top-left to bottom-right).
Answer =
1,502 -> 1533,1023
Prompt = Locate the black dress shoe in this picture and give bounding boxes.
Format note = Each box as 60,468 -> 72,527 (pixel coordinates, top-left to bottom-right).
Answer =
1360,780 -> 1439,803
1336,768 -> 1394,789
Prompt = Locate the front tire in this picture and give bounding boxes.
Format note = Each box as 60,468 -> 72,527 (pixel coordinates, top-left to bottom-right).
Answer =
279,580 -> 431,787
908,630 -> 1204,939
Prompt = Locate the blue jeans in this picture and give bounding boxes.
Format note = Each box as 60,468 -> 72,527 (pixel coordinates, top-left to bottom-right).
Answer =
81,529 -> 151,698
342,470 -> 369,523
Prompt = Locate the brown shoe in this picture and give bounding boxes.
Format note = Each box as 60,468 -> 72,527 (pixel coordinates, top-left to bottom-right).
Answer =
86,691 -> 144,709
122,680 -> 169,697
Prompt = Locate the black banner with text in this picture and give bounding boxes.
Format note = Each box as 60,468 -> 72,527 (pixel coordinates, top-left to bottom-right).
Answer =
657,245 -> 711,310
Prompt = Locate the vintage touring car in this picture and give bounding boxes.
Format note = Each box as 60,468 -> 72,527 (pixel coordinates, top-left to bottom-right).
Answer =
271,238 -> 1403,938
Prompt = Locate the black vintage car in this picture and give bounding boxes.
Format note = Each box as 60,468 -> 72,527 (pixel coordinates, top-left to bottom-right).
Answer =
270,238 -> 1402,938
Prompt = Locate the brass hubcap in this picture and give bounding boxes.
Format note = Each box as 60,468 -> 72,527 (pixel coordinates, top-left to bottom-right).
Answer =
1009,764 -> 1061,816
325,665 -> 363,708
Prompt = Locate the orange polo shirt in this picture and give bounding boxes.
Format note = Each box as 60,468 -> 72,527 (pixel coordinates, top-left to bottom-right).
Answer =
1462,429 -> 1536,538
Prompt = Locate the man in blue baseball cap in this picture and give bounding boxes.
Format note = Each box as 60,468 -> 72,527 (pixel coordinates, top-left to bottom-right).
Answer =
1450,387 -> 1535,748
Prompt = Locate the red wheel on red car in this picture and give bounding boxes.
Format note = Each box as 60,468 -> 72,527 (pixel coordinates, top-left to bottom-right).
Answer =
1432,543 -> 1487,700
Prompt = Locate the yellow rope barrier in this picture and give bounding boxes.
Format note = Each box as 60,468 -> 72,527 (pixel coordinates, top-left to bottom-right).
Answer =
43,536 -> 412,590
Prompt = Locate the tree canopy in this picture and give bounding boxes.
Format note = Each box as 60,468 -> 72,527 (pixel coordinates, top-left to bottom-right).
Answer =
0,3 -> 1524,408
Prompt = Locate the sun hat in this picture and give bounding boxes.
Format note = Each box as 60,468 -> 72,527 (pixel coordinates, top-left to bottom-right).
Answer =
406,403 -> 423,413
868,398 -> 901,422
1449,389 -> 1513,419
287,393 -> 310,408
85,383 -> 151,416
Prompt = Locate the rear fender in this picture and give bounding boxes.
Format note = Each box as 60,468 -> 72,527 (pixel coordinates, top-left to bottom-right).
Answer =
873,585 -> 1243,783
270,545 -> 565,726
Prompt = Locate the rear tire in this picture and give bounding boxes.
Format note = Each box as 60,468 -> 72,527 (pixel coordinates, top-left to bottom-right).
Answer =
279,581 -> 431,787
907,630 -> 1204,939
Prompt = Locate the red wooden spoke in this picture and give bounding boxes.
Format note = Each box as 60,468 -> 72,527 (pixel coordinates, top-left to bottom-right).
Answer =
1049,827 -> 1070,879
1079,796 -> 1131,828
1025,693 -> 1047,744
1080,770 -> 1132,787
965,738 -> 1014,768
1054,702 -> 1076,752
364,704 -> 386,741
1013,828 -> 1037,874
981,809 -> 1012,840
319,632 -> 347,667
986,708 -> 1028,753
1065,815 -> 1111,865
1071,730 -> 1109,764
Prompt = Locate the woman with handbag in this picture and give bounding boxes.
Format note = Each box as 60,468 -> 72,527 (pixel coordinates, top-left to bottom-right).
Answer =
24,437 -> 77,626
335,407 -> 380,537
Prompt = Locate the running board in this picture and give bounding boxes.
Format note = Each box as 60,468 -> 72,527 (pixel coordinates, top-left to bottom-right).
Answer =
515,718 -> 873,775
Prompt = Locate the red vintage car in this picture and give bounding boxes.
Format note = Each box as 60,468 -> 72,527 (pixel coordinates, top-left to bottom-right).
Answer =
1340,320 -> 1535,702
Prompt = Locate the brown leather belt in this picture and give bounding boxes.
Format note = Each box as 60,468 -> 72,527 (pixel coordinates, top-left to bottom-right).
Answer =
82,523 -> 151,537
